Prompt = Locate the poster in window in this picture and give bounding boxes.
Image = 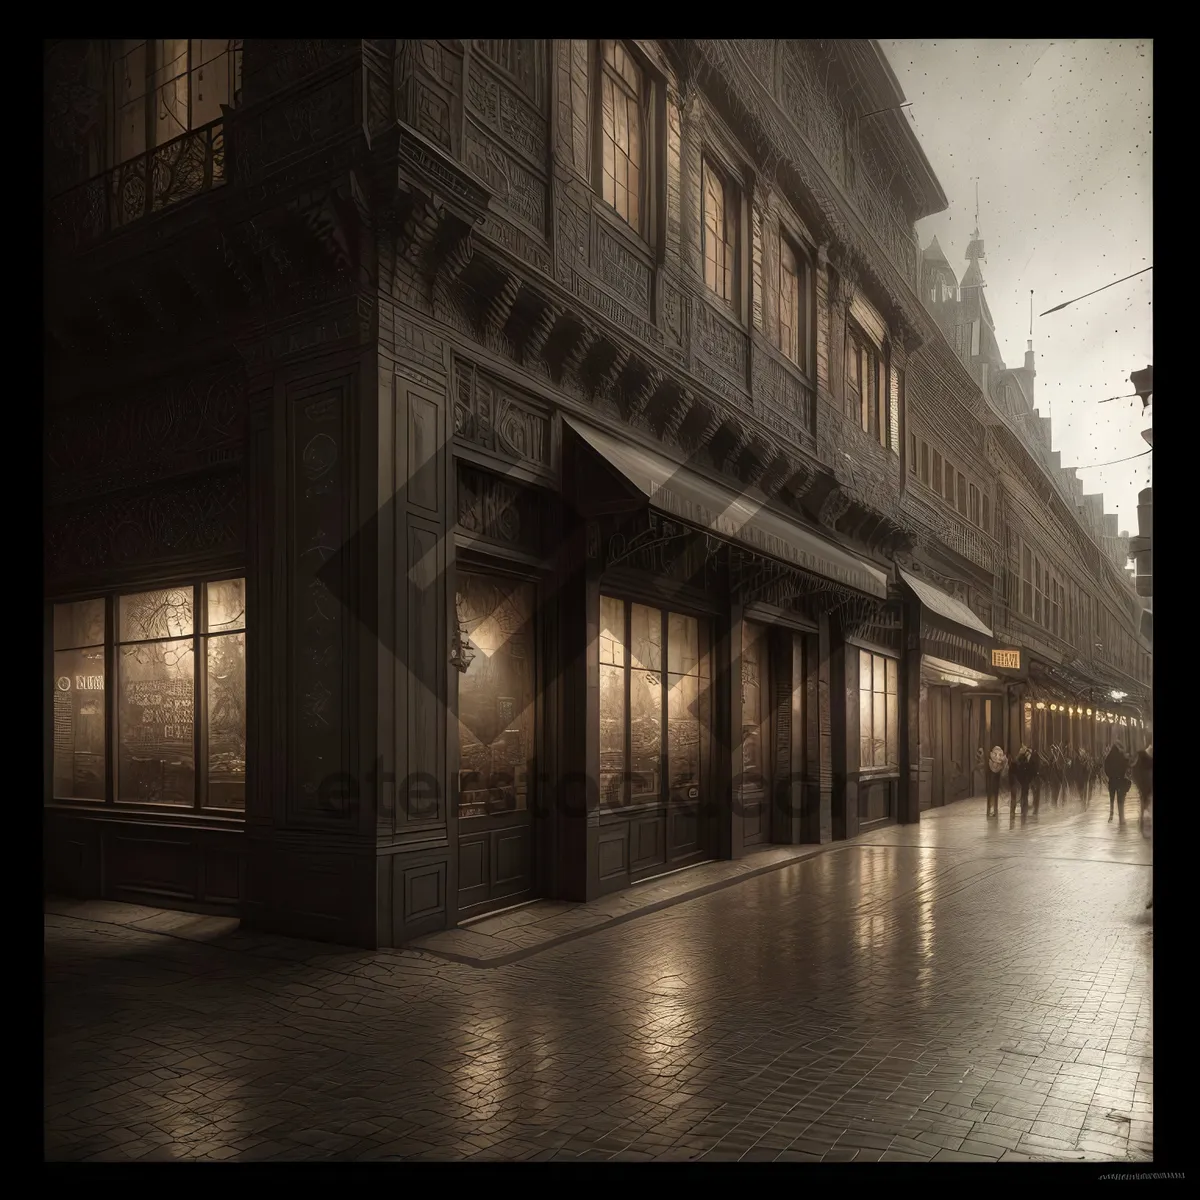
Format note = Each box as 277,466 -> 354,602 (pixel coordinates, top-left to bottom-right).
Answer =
52,648 -> 106,801
118,640 -> 196,805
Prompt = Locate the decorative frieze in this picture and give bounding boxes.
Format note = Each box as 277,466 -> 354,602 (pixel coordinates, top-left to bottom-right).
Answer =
453,359 -> 551,470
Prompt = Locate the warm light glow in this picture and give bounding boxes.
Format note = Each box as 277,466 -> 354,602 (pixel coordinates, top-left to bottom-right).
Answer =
1024,702 -> 1032,713
1110,690 -> 1127,701
1086,708 -> 1092,716
1036,702 -> 1046,710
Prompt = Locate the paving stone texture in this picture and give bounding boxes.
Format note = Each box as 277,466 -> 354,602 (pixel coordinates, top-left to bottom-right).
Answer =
44,793 -> 1152,1162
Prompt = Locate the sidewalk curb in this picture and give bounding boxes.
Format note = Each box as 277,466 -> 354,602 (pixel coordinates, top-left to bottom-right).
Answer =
414,838 -> 863,969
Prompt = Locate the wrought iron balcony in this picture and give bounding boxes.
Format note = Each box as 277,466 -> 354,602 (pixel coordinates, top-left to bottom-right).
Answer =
47,118 -> 227,256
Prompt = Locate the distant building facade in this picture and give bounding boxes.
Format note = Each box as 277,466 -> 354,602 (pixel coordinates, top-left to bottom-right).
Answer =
44,39 -> 1148,948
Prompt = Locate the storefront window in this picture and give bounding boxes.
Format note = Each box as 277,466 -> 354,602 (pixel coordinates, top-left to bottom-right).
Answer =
49,578 -> 247,810
859,649 -> 899,769
455,574 -> 535,819
599,597 -> 708,810
52,598 -> 107,801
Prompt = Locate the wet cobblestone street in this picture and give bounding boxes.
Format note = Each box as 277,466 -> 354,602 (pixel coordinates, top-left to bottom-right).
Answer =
44,795 -> 1152,1163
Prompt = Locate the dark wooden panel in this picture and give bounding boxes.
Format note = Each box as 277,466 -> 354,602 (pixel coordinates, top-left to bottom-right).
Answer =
202,848 -> 243,904
407,390 -> 441,513
105,828 -> 196,901
458,836 -> 488,892
631,815 -> 665,871
669,805 -> 699,855
494,828 -> 529,885
397,856 -> 448,936
598,829 -> 628,879
405,521 -> 445,824
43,815 -> 101,897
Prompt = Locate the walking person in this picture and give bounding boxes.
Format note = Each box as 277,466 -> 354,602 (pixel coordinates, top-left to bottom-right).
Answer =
986,745 -> 1006,818
1013,746 -> 1034,817
1131,743 -> 1153,835
1105,741 -> 1130,824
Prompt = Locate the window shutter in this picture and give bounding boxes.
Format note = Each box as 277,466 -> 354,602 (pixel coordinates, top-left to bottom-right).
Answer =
888,366 -> 901,454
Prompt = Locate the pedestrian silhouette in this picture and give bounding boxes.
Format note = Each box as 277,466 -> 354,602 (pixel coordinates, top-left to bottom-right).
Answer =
1104,741 -> 1131,825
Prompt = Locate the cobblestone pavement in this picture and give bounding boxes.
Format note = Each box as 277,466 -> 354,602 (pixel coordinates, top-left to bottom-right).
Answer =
44,794 -> 1152,1163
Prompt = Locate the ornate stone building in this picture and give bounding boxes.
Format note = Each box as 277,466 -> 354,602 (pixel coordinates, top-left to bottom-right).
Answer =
918,231 -> 1152,780
47,39 -> 1142,949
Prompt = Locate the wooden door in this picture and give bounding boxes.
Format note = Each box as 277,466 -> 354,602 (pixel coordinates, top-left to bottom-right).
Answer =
597,596 -> 715,893
454,571 -> 537,918
739,619 -> 769,847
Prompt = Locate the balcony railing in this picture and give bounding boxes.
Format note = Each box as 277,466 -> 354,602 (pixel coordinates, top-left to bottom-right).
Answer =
47,118 -> 227,256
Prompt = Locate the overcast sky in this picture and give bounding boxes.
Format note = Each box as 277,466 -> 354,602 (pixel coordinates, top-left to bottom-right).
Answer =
880,39 -> 1152,535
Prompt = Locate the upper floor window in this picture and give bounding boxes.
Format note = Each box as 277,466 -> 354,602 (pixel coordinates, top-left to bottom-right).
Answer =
596,40 -> 647,234
847,326 -> 883,439
776,232 -> 812,373
475,39 -> 545,105
931,449 -> 943,496
969,483 -> 981,526
109,40 -> 241,169
703,158 -> 739,312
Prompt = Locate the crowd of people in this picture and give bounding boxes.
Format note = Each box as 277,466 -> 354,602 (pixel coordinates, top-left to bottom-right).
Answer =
982,738 -> 1153,830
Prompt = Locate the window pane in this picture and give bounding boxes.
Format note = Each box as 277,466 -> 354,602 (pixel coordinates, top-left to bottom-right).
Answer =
630,665 -> 662,801
600,595 -> 625,666
885,657 -> 898,695
456,577 -> 535,819
599,663 -> 626,807
630,604 -> 661,671
206,631 -> 246,809
54,598 -> 105,651
667,612 -> 700,676
120,586 -> 194,641
873,691 -> 887,767
113,40 -> 148,166
931,450 -> 941,493
886,692 -> 899,766
859,649 -> 872,692
53,647 -> 107,801
152,39 -> 190,148
190,39 -> 238,129
207,577 -> 246,633
668,671 -> 701,792
859,679 -> 873,769
118,639 -> 195,805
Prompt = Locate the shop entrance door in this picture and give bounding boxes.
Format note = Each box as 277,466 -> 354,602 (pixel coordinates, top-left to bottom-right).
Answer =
739,620 -> 770,847
454,571 -> 538,918
598,596 -> 715,892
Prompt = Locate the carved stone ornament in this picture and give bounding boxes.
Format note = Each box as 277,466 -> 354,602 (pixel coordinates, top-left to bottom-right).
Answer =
818,486 -> 852,529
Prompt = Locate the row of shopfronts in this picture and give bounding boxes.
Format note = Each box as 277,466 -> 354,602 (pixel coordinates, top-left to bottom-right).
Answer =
49,395 -> 1150,937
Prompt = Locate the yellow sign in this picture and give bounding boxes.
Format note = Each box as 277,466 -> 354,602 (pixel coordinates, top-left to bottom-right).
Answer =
992,649 -> 1021,670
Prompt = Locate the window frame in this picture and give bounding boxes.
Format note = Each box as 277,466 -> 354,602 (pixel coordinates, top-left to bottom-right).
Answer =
846,322 -> 879,434
592,39 -> 654,240
701,153 -> 742,318
858,648 -> 900,772
775,226 -> 813,375
598,593 -> 711,813
106,39 -> 243,171
48,574 -> 247,814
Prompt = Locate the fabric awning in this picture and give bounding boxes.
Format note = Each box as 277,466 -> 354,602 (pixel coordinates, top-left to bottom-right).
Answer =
920,655 -> 999,688
899,568 -> 993,638
565,417 -> 889,599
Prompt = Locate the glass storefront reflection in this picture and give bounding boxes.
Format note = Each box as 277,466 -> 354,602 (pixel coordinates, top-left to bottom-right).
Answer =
456,574 -> 536,819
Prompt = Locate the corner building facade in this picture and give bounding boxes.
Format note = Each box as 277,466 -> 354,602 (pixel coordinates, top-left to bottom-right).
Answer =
47,38 -> 1028,947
